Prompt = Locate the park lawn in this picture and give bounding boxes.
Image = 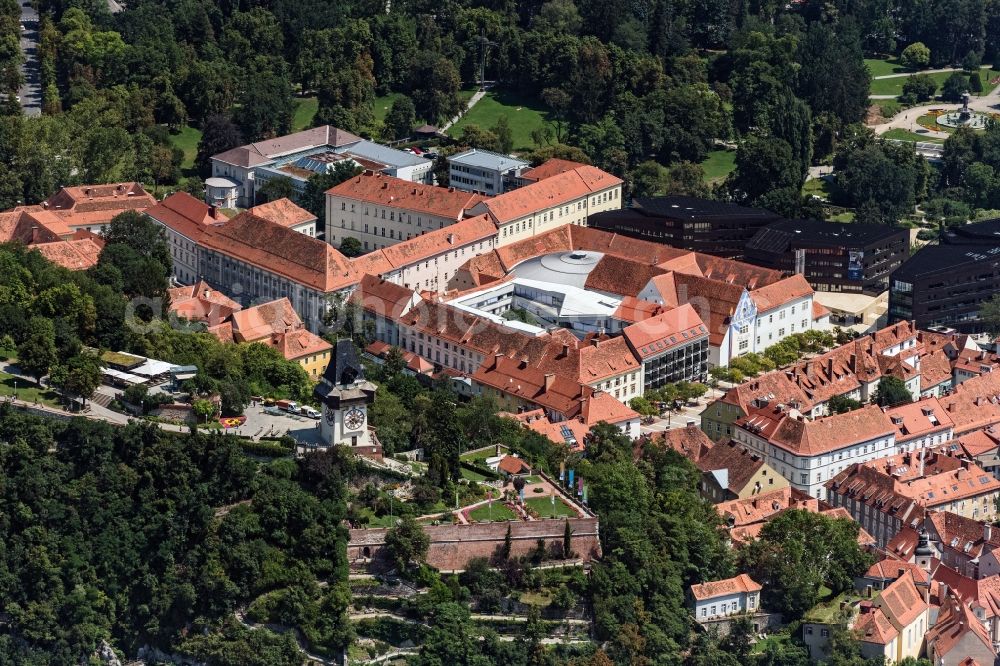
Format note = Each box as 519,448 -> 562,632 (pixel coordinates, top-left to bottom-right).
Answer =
869,70 -> 956,97
170,125 -> 203,171
461,467 -> 490,482
468,502 -> 517,522
700,149 -> 736,184
828,211 -> 855,223
293,97 -> 318,131
802,177 -> 834,200
882,128 -> 945,143
525,496 -> 577,518
864,57 -> 909,77
461,445 -> 506,463
752,633 -> 794,655
373,92 -> 404,124
980,69 -> 1000,95
0,372 -> 63,408
448,91 -> 550,152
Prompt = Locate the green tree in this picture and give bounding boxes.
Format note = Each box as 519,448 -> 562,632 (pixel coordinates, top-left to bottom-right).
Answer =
409,54 -> 463,125
969,70 -> 984,94
728,135 -> 803,204
900,42 -> 931,69
300,162 -> 363,228
901,74 -> 938,103
255,177 -> 298,205
339,237 -> 363,258
192,398 -> 216,423
383,95 -> 417,141
384,514 -> 430,574
234,71 -> 294,142
493,116 -> 513,154
873,376 -> 913,406
50,352 -> 102,407
738,510 -> 873,620
827,394 -> 862,414
17,317 -> 58,385
941,72 -> 970,102
979,294 -> 1000,336
195,114 -> 243,179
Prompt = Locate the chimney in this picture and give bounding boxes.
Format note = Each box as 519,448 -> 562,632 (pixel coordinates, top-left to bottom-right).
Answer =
544,373 -> 555,391
986,523 -> 993,542
849,354 -> 856,372
590,338 -> 600,347
492,352 -> 503,370
382,182 -> 388,189
560,343 -> 570,358
686,420 -> 696,429
827,357 -> 834,377
447,233 -> 455,244
208,205 -> 217,219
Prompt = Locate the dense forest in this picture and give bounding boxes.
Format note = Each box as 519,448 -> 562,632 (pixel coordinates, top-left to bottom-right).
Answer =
0,0 -> 997,221
0,406 -> 352,665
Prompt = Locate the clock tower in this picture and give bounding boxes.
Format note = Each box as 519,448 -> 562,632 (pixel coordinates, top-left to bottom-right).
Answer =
313,339 -> 381,459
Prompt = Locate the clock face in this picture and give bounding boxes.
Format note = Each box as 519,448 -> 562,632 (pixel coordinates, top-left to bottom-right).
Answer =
344,408 -> 365,431
325,406 -> 336,425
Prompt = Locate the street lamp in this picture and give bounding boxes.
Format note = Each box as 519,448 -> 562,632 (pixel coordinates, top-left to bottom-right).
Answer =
12,378 -> 16,403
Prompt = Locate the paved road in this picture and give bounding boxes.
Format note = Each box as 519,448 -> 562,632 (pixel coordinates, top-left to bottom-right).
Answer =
871,64 -> 995,80
18,1 -> 41,117
871,77 -> 1000,138
441,87 -> 489,133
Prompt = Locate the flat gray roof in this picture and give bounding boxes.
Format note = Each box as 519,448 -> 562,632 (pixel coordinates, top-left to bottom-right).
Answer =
448,148 -> 528,172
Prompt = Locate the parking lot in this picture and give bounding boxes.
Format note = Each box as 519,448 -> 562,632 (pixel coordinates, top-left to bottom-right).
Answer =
235,404 -> 325,447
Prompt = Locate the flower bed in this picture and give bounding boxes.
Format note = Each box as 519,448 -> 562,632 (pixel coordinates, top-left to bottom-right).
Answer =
219,415 -> 247,428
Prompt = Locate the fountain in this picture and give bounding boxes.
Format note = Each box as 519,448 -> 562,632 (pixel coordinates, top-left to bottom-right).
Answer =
937,92 -> 992,129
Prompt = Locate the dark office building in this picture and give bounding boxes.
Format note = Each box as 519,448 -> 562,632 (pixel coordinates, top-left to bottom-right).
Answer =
587,196 -> 781,258
744,219 -> 910,295
888,243 -> 1000,332
941,217 -> 1000,245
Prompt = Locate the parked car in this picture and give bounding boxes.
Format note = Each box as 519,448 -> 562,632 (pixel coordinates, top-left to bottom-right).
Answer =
300,406 -> 320,420
276,399 -> 299,413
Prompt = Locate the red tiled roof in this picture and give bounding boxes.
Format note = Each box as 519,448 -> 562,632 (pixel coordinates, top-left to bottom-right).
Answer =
748,274 -> 812,312
200,211 -> 357,292
498,455 -> 530,475
45,182 -> 156,219
613,296 -> 665,323
855,608 -> 898,644
274,328 -> 332,361
649,424 -> 714,462
475,167 -> 622,224
518,158 -> 590,183
351,275 -> 418,320
371,214 -> 496,269
328,173 -> 485,220
230,298 -> 302,343
877,571 -> 926,629
696,440 -> 770,495
580,391 -> 639,426
885,397 -> 954,442
167,280 -> 243,325
938,371 -> 1000,436
690,573 -> 762,601
31,239 -> 102,270
762,404 -> 896,456
622,304 -> 708,359
922,349 -> 954,391
927,593 -> 993,658
249,198 -> 317,228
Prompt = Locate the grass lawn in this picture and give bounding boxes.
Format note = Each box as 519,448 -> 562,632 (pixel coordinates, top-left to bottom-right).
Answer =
293,97 -> 318,131
461,445 -> 506,463
805,591 -> 864,624
864,57 -> 909,77
828,211 -> 855,223
169,125 -> 203,171
870,70 -> 956,97
525,496 -> 577,518
461,467 -> 490,482
752,633 -> 793,655
448,91 -> 550,152
882,128 -> 945,143
802,177 -> 834,200
700,149 -> 736,184
373,92 -> 405,124
468,502 -> 517,522
870,68 -> 1000,98
0,373 -> 62,408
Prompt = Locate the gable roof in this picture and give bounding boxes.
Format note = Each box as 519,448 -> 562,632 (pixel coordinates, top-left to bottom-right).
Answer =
518,158 -> 590,183
690,574 -> 762,601
855,608 -> 898,645
200,211 -> 357,292
249,198 -> 317,228
474,167 -> 622,224
748,273 -> 813,311
877,571 -> 926,629
212,126 -> 363,168
31,239 -> 103,270
765,404 -> 896,456
696,440 -> 770,495
327,172 -> 485,220
622,304 -> 708,359
230,298 -> 302,343
649,424 -> 714,462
